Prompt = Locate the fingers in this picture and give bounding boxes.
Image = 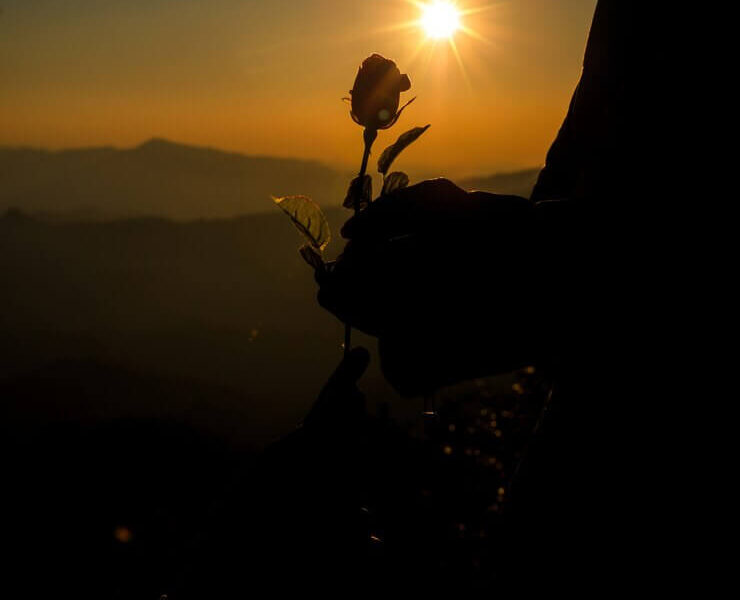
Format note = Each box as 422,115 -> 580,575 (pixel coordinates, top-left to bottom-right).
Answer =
303,347 -> 370,429
340,177 -> 533,243
341,178 -> 467,241
326,346 -> 371,389
316,179 -> 536,338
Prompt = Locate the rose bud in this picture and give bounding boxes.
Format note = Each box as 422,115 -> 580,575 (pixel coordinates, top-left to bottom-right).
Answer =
349,53 -> 414,131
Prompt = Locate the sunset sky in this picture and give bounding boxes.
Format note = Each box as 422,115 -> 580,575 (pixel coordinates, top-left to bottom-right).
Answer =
1,0 -> 596,178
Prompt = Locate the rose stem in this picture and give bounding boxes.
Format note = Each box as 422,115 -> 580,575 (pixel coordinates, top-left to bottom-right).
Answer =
344,127 -> 378,359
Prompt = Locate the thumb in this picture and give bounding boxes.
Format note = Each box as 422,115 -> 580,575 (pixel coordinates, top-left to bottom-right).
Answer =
326,346 -> 371,389
303,347 -> 370,428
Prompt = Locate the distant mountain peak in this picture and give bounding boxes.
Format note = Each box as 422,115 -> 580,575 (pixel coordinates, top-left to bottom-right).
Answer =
459,167 -> 541,199
1,139 -> 348,219
135,137 -> 181,150
1,138 -> 541,219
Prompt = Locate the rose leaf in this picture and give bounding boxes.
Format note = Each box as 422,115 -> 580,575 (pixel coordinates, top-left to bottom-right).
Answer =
381,171 -> 410,196
273,195 -> 331,251
377,124 -> 430,175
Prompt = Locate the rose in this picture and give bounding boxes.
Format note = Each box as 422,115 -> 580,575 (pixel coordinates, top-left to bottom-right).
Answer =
349,54 -> 413,131
277,53 -> 427,362
341,54 -> 424,358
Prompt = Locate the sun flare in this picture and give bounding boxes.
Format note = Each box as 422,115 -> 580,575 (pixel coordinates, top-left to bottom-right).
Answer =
382,1 -> 495,89
420,2 -> 461,39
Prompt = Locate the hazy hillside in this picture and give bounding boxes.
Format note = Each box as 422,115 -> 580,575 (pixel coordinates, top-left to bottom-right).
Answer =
1,139 -> 541,220
459,168 -> 540,199
0,192 -> 542,598
0,139 -> 348,220
0,207 -> 400,444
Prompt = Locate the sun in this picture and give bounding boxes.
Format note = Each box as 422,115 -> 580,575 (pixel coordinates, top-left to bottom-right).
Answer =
383,0 -> 494,89
420,2 -> 461,40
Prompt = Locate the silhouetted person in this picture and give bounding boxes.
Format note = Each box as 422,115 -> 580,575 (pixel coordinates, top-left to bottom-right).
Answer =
323,0 -> 673,593
180,1 -> 672,595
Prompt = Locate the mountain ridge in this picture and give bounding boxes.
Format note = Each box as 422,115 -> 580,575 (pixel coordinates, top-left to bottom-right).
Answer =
458,167 -> 540,198
0,138 -> 349,220
1,139 -> 540,219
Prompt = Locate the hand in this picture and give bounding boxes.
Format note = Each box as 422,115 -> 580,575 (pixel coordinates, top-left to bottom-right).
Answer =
317,178 -> 542,395
302,346 -> 370,430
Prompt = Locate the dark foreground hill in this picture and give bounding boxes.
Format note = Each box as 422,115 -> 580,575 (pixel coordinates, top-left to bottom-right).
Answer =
0,206 -> 386,443
0,207 -> 389,594
1,208 -> 545,597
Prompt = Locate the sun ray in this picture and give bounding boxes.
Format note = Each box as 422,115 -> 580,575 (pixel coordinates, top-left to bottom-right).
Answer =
458,3 -> 503,17
448,37 -> 473,93
418,38 -> 441,79
459,24 -> 492,45
406,0 -> 429,11
406,38 -> 433,66
376,1 -> 499,92
375,18 -> 427,35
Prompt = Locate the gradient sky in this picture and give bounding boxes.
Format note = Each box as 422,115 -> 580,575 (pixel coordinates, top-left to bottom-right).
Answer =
0,0 -> 596,177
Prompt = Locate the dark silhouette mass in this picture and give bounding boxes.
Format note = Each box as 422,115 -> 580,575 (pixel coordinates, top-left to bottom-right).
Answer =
1,1 -> 679,597
177,1 -> 673,596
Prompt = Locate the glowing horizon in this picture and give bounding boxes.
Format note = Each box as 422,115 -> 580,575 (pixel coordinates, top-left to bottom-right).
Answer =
0,0 -> 597,178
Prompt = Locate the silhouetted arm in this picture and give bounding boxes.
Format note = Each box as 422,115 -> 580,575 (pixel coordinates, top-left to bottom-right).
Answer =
316,0 -> 667,395
533,0 -> 668,203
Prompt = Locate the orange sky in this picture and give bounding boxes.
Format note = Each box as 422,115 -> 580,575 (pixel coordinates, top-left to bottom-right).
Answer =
0,0 -> 596,178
